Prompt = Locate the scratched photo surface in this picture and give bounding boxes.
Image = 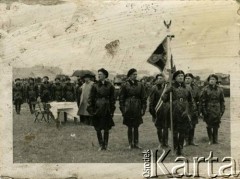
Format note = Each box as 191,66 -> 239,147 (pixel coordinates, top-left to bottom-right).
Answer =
0,0 -> 239,178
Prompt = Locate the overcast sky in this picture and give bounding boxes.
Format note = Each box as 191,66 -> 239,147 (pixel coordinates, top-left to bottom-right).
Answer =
2,1 -> 238,78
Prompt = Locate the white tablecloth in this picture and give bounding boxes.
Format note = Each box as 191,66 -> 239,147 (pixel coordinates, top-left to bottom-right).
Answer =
48,102 -> 79,120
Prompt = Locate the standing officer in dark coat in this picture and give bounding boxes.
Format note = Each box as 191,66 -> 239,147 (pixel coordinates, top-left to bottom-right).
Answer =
62,77 -> 76,123
162,70 -> 192,156
201,74 -> 225,145
119,68 -> 147,149
40,76 -> 52,103
13,78 -> 24,114
149,74 -> 169,149
184,73 -> 200,146
40,76 -> 52,119
52,77 -> 63,102
87,68 -> 116,151
26,77 -> 39,114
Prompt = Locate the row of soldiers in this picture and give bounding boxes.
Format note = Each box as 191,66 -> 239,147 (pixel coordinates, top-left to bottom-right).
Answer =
80,68 -> 225,155
12,76 -> 80,116
13,68 -> 225,156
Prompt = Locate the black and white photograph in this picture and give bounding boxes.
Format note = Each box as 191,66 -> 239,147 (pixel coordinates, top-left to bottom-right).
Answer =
0,0 -> 239,178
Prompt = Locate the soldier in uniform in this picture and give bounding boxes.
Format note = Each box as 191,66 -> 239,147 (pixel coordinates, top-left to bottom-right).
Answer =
63,76 -> 76,123
87,68 -> 116,151
26,77 -> 39,114
184,73 -> 200,146
119,68 -> 147,149
52,77 -> 63,102
40,76 -> 52,119
162,70 -> 192,156
149,74 -> 169,149
13,78 -> 24,114
201,74 -> 225,145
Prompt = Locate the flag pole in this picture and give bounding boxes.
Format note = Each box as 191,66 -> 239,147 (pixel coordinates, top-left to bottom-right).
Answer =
164,20 -> 175,156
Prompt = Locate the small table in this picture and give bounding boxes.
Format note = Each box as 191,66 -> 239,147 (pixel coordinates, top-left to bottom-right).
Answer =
48,102 -> 79,127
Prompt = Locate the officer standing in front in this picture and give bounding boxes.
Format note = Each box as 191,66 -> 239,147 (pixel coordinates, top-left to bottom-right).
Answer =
87,68 -> 116,151
119,68 -> 147,149
201,74 -> 225,145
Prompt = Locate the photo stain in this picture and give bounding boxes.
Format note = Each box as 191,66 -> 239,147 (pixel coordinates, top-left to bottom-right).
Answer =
105,40 -> 120,57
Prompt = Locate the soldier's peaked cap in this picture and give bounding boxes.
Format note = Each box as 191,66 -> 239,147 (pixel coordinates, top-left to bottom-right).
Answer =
15,78 -> 20,82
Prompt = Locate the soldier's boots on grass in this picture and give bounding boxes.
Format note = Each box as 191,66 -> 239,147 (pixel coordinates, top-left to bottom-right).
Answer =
127,128 -> 133,149
133,128 -> 142,149
189,128 -> 198,146
97,130 -> 109,151
207,127 -> 213,145
212,127 -> 219,144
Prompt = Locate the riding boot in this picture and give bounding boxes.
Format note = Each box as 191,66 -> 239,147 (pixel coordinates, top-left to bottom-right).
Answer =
163,129 -> 169,147
133,127 -> 142,149
157,128 -> 163,148
189,128 -> 198,146
128,127 -> 133,149
97,130 -> 104,151
103,130 -> 109,150
178,133 -> 185,156
213,127 -> 219,144
207,127 -> 213,145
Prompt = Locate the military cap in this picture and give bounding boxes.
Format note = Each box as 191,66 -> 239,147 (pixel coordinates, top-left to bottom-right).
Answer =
127,68 -> 137,77
173,70 -> 185,80
15,78 -> 21,82
55,77 -> 60,81
65,76 -> 71,81
184,73 -> 194,79
43,76 -> 49,80
155,73 -> 165,79
98,68 -> 109,78
207,74 -> 218,82
29,77 -> 34,81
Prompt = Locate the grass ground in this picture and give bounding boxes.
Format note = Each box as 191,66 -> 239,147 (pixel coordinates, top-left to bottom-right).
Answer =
13,98 -> 230,163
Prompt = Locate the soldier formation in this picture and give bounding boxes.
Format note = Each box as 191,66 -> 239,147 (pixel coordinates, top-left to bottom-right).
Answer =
13,69 -> 225,155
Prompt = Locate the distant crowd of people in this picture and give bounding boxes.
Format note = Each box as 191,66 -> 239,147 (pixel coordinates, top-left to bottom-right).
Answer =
13,68 -> 225,156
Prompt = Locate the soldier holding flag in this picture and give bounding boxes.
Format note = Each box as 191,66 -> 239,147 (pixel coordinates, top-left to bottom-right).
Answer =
149,74 -> 170,149
162,70 -> 192,156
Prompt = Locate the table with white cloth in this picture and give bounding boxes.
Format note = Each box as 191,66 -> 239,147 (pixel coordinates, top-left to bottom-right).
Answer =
48,102 -> 79,126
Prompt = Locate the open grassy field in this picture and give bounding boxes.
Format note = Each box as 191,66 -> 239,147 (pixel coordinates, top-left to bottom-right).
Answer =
13,98 -> 230,163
